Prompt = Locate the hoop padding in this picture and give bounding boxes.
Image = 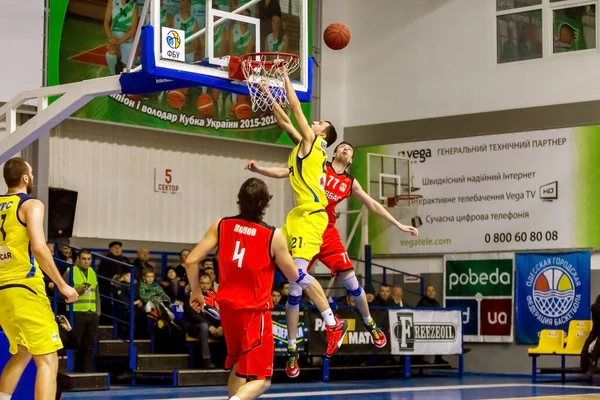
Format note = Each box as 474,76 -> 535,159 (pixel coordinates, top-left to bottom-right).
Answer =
238,52 -> 300,112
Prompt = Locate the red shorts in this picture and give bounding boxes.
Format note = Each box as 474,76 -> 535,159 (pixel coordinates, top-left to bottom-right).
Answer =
307,224 -> 353,277
220,306 -> 274,380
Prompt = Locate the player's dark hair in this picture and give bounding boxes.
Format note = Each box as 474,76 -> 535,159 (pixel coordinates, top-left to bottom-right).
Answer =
324,121 -> 338,147
3,157 -> 29,188
238,178 -> 272,223
334,141 -> 354,153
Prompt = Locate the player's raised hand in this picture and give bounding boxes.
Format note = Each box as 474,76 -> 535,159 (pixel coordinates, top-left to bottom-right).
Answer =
399,224 -> 419,236
245,160 -> 260,172
60,284 -> 79,304
189,291 -> 206,313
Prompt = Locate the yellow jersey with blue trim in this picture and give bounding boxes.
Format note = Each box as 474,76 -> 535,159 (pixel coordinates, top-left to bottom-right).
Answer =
287,135 -> 328,207
0,193 -> 41,284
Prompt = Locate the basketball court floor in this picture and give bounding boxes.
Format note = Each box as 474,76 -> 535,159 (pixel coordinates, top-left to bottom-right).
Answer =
61,376 -> 600,399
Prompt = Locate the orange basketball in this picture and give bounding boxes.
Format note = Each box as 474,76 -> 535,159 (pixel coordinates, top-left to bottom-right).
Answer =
197,93 -> 214,118
235,102 -> 252,120
167,88 -> 188,109
323,23 -> 350,50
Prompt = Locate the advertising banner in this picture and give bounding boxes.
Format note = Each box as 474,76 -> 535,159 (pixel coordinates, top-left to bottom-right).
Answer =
348,128 -> 600,254
388,309 -> 462,355
272,308 -> 308,355
444,254 -> 514,343
515,252 -> 591,344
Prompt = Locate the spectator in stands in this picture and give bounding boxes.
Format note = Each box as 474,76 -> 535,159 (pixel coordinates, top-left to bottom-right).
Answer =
98,241 -> 131,294
161,267 -> 186,303
585,294 -> 600,376
417,285 -> 441,307
372,283 -> 394,306
416,284 -> 447,364
204,265 -> 218,291
56,239 -> 76,265
174,249 -> 191,281
278,281 -> 289,305
63,249 -> 100,373
113,271 -> 147,339
132,247 -> 153,283
271,288 -> 282,306
183,273 -> 221,369
390,286 -> 407,307
139,267 -> 176,321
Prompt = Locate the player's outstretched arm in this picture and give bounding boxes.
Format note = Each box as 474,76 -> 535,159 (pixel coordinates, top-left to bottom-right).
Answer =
245,161 -> 289,179
282,71 -> 314,146
22,200 -> 78,303
271,229 -> 300,283
185,219 -> 220,312
259,81 -> 301,144
352,179 -> 419,236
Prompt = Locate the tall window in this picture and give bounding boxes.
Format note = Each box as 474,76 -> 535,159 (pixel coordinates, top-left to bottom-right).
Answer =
496,0 -> 597,63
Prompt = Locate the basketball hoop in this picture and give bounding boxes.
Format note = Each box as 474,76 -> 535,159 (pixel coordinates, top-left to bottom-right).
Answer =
229,52 -> 300,112
387,194 -> 423,228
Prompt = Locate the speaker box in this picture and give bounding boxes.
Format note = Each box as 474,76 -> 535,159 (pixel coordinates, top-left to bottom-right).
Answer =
48,188 -> 78,240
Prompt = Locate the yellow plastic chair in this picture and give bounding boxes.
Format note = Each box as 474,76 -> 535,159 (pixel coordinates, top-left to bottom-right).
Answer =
556,324 -> 591,355
563,320 -> 592,343
528,329 -> 565,355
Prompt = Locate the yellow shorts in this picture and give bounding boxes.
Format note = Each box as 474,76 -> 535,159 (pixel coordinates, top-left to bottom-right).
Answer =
0,277 -> 62,355
281,203 -> 328,261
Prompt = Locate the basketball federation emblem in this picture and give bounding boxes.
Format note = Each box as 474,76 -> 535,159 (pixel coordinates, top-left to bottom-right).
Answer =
526,258 -> 582,325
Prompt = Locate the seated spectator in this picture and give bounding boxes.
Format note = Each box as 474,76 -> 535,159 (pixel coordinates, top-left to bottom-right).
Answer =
417,285 -> 441,307
56,239 -> 76,266
113,271 -> 147,339
278,281 -> 289,305
139,267 -> 176,322
174,249 -> 191,281
390,286 -> 407,307
202,258 -> 215,270
132,247 -> 153,283
161,267 -> 186,303
183,273 -> 221,369
372,283 -> 394,306
98,241 -> 131,294
416,284 -> 447,364
203,265 -> 218,292
271,288 -> 282,306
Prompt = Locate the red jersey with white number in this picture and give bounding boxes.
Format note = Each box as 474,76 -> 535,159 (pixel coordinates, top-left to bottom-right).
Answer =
324,162 -> 354,225
216,216 -> 276,311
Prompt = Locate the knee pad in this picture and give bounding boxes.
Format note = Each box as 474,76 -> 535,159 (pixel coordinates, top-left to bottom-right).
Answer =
295,270 -> 314,290
286,282 -> 302,312
343,271 -> 363,298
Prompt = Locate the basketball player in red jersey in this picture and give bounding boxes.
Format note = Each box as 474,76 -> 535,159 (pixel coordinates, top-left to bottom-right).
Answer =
184,178 -> 329,400
248,139 -> 418,351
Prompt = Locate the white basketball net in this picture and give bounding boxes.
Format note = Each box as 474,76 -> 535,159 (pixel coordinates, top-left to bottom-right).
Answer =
241,54 -> 300,112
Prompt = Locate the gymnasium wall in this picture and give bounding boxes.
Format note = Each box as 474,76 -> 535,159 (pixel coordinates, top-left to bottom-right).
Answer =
0,1 -> 45,103
334,0 -> 600,127
49,119 -> 292,244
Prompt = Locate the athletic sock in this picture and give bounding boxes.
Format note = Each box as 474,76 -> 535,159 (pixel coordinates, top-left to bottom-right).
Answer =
0,393 -> 11,400
106,53 -> 118,75
364,316 -> 374,325
230,396 -> 241,400
321,308 -> 336,326
288,343 -> 297,353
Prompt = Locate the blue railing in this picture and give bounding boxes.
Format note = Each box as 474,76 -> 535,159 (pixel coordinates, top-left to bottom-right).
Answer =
357,245 -> 425,298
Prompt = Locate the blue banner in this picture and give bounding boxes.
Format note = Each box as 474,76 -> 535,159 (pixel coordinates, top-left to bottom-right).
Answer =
515,252 -> 591,344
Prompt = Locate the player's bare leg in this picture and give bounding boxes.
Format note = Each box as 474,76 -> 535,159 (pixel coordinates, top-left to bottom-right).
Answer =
0,345 -> 33,398
338,269 -> 386,348
227,365 -> 271,400
32,352 -> 59,400
286,258 -> 349,377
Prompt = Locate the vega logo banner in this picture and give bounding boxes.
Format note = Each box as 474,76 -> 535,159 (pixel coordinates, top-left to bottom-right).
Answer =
444,254 -> 514,343
515,252 -> 591,344
388,309 -> 462,355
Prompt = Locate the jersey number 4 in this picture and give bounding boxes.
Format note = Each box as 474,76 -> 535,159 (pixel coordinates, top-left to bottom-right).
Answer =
232,240 -> 245,268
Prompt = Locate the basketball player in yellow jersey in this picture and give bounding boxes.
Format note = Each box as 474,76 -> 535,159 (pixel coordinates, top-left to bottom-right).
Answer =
0,158 -> 78,400
278,70 -> 347,377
